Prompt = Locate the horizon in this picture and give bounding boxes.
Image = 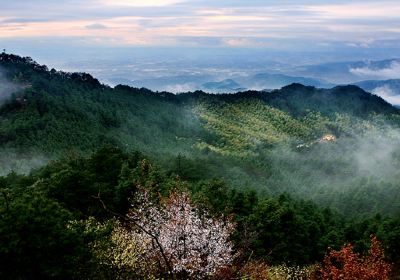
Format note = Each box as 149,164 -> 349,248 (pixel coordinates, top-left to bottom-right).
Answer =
1,0 -> 400,102
1,0 -> 400,60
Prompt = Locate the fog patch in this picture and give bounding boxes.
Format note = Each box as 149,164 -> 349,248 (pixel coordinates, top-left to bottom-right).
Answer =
352,131 -> 400,177
0,66 -> 21,103
0,149 -> 50,176
165,83 -> 197,93
255,126 -> 400,206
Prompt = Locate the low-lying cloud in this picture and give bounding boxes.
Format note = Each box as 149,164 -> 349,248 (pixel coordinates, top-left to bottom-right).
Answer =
0,149 -> 50,176
165,83 -> 197,93
372,85 -> 400,105
350,61 -> 400,80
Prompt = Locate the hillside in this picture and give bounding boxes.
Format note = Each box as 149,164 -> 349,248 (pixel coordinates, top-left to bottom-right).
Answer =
1,53 -> 400,217
2,53 -> 400,279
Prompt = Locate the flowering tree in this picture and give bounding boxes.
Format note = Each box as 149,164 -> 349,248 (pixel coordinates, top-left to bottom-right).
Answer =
320,236 -> 392,280
93,224 -> 156,279
127,189 -> 235,278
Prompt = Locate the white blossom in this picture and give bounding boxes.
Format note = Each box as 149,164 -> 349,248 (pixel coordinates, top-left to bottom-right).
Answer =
127,189 -> 235,278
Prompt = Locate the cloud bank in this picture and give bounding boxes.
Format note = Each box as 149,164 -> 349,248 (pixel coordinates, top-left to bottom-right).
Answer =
350,62 -> 400,80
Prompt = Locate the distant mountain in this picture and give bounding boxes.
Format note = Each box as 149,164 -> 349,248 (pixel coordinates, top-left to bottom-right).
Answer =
291,58 -> 400,84
239,73 -> 333,90
200,73 -> 333,93
354,79 -> 400,92
201,79 -> 246,93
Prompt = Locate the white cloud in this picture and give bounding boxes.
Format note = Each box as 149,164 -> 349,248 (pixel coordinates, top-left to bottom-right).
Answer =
350,61 -> 400,79
165,83 -> 196,93
222,37 -> 270,47
372,85 -> 400,105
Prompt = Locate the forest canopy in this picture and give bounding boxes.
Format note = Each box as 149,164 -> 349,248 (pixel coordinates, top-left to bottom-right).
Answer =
0,53 -> 400,278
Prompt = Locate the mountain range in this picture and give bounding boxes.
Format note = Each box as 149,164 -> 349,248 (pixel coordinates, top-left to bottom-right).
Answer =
288,58 -> 400,84
200,73 -> 400,105
201,74 -> 333,93
59,56 -> 400,106
2,53 -> 400,216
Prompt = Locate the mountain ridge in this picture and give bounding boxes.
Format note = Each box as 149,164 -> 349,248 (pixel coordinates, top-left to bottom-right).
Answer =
2,53 -> 400,218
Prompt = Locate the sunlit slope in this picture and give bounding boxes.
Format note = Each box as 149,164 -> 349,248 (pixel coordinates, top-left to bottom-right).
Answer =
190,87 -> 399,158
193,98 -> 312,157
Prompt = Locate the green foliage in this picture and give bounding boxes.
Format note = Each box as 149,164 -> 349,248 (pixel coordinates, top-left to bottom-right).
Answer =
0,54 -> 202,160
246,194 -> 344,264
2,53 -> 400,218
0,191 -> 92,279
2,54 -> 400,277
194,98 -> 312,157
0,147 -> 399,278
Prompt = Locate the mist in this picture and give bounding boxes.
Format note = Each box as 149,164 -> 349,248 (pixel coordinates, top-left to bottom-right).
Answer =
254,125 -> 400,216
0,148 -> 50,176
372,85 -> 400,106
0,67 -> 47,175
0,66 -> 21,103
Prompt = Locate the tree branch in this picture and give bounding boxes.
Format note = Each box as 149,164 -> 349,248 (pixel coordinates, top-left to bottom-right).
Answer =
92,192 -> 174,278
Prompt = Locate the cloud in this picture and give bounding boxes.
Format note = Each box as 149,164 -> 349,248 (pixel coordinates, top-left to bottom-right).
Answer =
222,37 -> 270,47
165,83 -> 196,93
372,85 -> 400,105
99,0 -> 184,7
85,23 -> 108,29
346,39 -> 374,48
350,61 -> 400,79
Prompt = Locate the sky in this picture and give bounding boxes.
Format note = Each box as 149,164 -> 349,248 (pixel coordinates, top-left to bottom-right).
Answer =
0,0 -> 400,99
1,0 -> 400,52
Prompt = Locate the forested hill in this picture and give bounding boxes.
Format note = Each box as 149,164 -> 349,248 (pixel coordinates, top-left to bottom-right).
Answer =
2,53 -> 400,279
0,53 -> 397,154
2,53 -> 400,217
